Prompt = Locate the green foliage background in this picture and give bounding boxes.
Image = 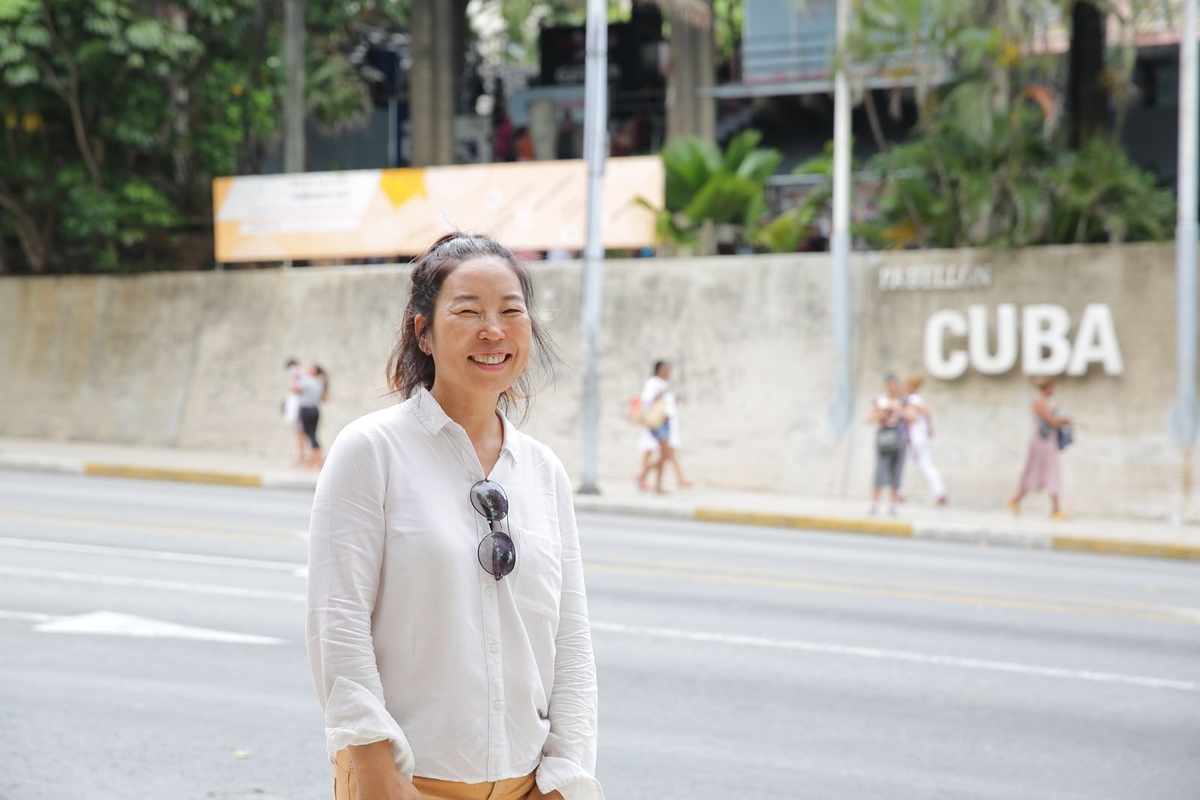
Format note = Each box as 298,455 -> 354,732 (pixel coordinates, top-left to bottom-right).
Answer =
0,0 -> 408,274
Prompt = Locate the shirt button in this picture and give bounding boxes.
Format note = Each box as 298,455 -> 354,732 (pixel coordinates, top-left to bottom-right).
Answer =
485,586 -> 493,595
493,700 -> 501,710
489,643 -> 499,653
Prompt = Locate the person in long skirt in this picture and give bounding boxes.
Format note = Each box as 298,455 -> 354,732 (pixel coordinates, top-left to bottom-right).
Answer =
1010,377 -> 1071,520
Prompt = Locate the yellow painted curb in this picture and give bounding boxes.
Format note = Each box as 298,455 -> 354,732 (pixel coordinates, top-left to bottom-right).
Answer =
1052,536 -> 1200,562
84,463 -> 262,488
694,508 -> 913,537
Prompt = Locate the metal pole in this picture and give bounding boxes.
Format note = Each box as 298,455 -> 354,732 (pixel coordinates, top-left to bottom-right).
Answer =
283,1 -> 305,174
388,94 -> 398,168
579,0 -> 608,495
1172,0 -> 1199,452
829,0 -> 854,435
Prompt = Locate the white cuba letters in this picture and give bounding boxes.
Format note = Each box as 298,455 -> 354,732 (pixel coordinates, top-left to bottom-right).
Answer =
925,304 -> 1124,380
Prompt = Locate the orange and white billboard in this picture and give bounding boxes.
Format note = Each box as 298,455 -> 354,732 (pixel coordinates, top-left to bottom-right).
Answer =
212,157 -> 663,263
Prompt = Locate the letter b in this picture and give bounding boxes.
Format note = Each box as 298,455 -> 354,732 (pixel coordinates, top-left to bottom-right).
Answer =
1022,305 -> 1072,376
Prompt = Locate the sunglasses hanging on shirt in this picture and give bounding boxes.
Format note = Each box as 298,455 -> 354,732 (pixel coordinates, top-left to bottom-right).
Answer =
470,479 -> 517,581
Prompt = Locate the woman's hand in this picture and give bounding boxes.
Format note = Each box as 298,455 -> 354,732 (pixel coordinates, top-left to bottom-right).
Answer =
348,742 -> 422,800
354,771 -> 422,800
526,786 -> 565,800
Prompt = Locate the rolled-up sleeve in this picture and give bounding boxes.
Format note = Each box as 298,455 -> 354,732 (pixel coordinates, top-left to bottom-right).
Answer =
535,460 -> 603,800
306,427 -> 415,778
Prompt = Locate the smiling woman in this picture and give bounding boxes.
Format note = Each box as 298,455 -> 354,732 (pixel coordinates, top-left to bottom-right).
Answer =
387,233 -> 559,424
306,232 -> 602,800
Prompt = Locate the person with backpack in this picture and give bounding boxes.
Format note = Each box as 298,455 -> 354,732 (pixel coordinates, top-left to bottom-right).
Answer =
868,372 -> 908,516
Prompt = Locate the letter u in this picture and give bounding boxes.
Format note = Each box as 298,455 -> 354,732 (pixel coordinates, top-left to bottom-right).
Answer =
968,304 -> 1018,375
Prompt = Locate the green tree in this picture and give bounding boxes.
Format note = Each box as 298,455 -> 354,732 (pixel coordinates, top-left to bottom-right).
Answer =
639,128 -> 781,254
0,0 -> 406,274
803,0 -> 1178,249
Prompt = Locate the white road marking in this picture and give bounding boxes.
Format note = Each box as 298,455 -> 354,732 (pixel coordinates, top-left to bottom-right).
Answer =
33,611 -> 283,645
0,566 -> 305,602
592,622 -> 1200,693
0,536 -> 305,572
0,610 -> 52,623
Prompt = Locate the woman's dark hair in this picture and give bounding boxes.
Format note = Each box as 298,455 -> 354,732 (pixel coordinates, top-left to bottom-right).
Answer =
314,365 -> 329,402
387,232 -> 558,420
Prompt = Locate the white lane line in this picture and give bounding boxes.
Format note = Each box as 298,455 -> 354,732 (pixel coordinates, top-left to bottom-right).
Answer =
0,536 -> 304,572
0,566 -> 305,602
34,611 -> 283,645
0,610 -> 52,623
592,622 -> 1200,693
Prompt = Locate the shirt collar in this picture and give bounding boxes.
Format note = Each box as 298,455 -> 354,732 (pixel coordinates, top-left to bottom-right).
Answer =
412,387 -> 520,465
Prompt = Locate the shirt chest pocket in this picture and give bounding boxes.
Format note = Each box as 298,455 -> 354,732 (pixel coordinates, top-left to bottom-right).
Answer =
513,526 -> 563,622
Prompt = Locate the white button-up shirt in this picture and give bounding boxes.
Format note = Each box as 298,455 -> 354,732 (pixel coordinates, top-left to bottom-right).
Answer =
306,389 -> 602,800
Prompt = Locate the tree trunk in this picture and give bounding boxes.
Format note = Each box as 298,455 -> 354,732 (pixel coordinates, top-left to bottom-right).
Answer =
0,186 -> 50,272
1067,1 -> 1107,148
167,3 -> 190,186
43,6 -> 103,186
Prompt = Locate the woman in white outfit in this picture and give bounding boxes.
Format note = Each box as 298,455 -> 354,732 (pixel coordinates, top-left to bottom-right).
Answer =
904,374 -> 947,506
283,358 -> 307,465
306,233 -> 601,800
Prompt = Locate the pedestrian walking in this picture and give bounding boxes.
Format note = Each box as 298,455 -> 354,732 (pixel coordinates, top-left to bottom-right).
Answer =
293,364 -> 327,470
635,361 -> 691,493
868,372 -> 906,516
306,232 -> 601,800
282,357 -> 307,466
903,374 -> 947,506
1010,377 -> 1072,520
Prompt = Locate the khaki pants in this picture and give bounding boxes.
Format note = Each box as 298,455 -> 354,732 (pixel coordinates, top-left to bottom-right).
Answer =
334,750 -> 537,800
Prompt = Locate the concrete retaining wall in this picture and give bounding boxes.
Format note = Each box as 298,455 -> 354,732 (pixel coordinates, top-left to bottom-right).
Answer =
0,244 -> 1190,518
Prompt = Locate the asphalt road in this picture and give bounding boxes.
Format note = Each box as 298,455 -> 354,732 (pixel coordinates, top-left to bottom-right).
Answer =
0,471 -> 1197,800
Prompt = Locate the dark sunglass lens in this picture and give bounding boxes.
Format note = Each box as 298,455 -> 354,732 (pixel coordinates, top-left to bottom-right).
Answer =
470,480 -> 509,521
478,532 -> 516,581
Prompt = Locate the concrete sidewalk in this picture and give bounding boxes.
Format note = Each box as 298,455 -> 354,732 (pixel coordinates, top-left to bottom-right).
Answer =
2,436 -> 1198,562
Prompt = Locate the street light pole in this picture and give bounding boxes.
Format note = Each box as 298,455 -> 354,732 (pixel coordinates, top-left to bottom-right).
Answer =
830,0 -> 854,435
283,0 -> 306,174
579,0 -> 608,495
1171,0 -> 1199,512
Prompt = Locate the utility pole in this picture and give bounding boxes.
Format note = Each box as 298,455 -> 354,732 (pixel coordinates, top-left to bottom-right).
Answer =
283,0 -> 306,174
578,0 -> 608,495
829,0 -> 854,435
1171,0 -> 1199,516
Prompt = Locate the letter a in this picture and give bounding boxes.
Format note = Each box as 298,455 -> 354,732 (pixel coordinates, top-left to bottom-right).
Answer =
1067,304 -> 1124,376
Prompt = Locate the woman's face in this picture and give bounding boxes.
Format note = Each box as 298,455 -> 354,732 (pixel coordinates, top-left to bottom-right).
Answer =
421,256 -> 532,401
